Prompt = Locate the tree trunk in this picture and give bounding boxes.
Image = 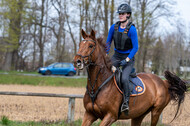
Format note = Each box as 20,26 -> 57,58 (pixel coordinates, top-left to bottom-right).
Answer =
38,0 -> 45,67
2,51 -> 13,71
104,0 -> 109,39
110,0 -> 114,25
32,22 -> 37,70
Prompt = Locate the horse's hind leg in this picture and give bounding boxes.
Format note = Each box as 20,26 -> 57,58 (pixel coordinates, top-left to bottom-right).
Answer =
151,107 -> 164,126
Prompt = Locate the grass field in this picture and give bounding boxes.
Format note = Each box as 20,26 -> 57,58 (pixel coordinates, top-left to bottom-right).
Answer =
0,70 -> 38,75
0,74 -> 87,87
0,116 -> 166,126
0,116 -> 83,126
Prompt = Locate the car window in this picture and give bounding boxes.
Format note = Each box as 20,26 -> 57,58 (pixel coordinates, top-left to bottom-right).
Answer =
62,63 -> 71,68
48,63 -> 56,67
54,63 -> 62,68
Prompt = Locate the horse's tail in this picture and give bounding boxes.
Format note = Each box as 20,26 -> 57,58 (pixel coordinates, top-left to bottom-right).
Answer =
164,70 -> 187,121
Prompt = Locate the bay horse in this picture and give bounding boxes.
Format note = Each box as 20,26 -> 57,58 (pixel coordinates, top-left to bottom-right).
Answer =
73,29 -> 187,126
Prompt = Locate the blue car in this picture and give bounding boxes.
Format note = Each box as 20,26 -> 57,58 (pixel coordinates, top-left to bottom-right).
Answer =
38,62 -> 76,76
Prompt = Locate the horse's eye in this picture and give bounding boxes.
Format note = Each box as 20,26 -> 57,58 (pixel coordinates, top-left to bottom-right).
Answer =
89,45 -> 93,48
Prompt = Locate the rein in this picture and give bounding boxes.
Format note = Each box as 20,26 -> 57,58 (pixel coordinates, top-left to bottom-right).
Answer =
76,39 -> 114,112
86,66 -> 114,107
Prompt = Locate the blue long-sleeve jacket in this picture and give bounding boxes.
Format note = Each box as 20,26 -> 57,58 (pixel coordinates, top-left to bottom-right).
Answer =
106,23 -> 138,59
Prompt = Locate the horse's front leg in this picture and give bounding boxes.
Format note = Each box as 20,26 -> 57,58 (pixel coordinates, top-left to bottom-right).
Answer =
99,113 -> 117,126
82,111 -> 97,126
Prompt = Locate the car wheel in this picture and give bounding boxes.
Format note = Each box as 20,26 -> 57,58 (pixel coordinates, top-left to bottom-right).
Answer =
68,72 -> 74,76
45,70 -> 51,75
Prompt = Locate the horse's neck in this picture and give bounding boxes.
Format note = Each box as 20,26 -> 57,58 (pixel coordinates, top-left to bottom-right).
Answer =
87,61 -> 112,91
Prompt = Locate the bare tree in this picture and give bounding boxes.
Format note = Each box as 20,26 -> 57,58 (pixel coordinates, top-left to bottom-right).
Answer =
0,0 -> 188,75
132,0 -> 175,72
110,0 -> 114,25
103,0 -> 109,39
37,0 -> 45,67
151,37 -> 164,75
64,4 -> 77,55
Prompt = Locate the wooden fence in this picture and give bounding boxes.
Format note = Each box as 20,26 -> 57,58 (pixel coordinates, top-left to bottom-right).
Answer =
0,91 -> 165,124
0,91 -> 84,123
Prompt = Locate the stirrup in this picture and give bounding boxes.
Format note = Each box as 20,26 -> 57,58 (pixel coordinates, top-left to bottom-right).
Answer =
121,101 -> 129,112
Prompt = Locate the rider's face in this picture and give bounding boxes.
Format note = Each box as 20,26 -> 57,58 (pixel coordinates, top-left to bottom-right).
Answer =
119,13 -> 130,22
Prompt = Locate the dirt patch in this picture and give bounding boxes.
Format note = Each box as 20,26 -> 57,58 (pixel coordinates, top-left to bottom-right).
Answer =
0,85 -> 85,122
0,85 -> 189,126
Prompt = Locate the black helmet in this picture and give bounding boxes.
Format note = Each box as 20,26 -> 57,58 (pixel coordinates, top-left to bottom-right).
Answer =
117,4 -> 132,14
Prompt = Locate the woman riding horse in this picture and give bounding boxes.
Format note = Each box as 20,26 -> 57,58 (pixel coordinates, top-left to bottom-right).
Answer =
73,29 -> 187,126
106,3 -> 138,112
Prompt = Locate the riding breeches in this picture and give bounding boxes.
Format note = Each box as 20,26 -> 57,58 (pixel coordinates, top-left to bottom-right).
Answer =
111,51 -> 135,99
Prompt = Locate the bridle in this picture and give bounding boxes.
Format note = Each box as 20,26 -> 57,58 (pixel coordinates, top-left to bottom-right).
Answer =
76,39 -> 96,66
75,38 -> 114,114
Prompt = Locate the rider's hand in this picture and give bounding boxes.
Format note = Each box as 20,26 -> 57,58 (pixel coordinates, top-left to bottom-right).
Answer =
111,66 -> 116,72
120,58 -> 130,66
120,59 -> 127,66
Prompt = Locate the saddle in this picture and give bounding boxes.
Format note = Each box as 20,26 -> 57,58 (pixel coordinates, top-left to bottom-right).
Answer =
114,68 -> 145,96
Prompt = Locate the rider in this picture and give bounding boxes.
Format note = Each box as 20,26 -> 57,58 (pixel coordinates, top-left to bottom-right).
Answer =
106,3 -> 138,112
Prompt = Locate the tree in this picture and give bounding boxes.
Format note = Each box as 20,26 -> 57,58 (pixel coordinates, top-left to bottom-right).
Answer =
50,0 -> 66,62
30,1 -> 38,70
103,0 -> 109,39
132,0 -> 175,72
37,0 -> 45,67
64,2 -> 77,55
0,0 -> 26,71
151,37 -> 164,75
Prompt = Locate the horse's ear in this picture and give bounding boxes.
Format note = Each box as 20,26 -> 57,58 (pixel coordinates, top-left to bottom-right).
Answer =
90,29 -> 96,40
81,29 -> 88,39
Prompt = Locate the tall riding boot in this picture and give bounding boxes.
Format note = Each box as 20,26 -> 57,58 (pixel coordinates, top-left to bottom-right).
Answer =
121,82 -> 130,112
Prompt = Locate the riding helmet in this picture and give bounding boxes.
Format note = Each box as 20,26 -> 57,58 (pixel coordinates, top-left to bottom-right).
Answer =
117,4 -> 132,14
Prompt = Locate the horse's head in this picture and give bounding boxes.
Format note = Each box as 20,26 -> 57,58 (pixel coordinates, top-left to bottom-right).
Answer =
73,29 -> 100,70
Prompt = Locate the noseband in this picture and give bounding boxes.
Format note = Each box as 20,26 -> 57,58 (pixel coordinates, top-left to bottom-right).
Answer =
76,39 -> 96,65
76,38 -> 114,115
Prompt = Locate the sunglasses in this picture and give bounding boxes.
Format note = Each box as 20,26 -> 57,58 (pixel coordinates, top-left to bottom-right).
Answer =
119,13 -> 125,15
119,13 -> 130,15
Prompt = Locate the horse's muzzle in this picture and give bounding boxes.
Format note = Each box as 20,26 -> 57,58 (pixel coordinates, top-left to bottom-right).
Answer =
73,57 -> 84,70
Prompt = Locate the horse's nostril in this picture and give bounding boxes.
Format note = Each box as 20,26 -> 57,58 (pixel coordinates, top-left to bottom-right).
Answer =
77,59 -> 82,66
77,59 -> 81,64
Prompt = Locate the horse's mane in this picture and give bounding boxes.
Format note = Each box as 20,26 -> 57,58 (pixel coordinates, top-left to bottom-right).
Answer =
96,37 -> 112,69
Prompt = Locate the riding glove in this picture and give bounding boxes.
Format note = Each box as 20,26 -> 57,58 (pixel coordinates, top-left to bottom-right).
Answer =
120,59 -> 127,66
120,58 -> 130,66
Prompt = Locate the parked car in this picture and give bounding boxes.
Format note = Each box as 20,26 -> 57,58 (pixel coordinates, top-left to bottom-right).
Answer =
38,62 -> 76,76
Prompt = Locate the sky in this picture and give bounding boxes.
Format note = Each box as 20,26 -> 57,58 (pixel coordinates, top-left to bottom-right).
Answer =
176,0 -> 190,27
155,0 -> 190,38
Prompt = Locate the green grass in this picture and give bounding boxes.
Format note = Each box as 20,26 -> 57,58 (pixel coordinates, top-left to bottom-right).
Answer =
0,116 -> 168,126
0,70 -> 38,75
0,116 -> 84,126
0,117 -> 81,126
0,74 -> 87,87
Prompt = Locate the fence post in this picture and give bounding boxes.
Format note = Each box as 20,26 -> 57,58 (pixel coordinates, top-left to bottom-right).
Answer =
67,97 -> 75,123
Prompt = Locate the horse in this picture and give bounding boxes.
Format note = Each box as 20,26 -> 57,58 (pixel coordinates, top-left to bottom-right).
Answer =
73,29 -> 187,126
